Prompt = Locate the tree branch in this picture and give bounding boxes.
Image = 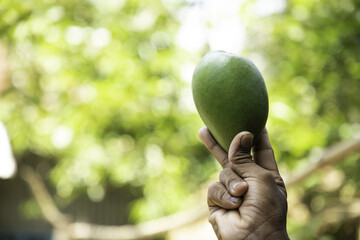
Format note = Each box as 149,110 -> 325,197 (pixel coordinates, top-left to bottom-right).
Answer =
20,163 -> 207,239
20,136 -> 360,239
285,137 -> 360,187
20,164 -> 71,229
70,204 -> 208,240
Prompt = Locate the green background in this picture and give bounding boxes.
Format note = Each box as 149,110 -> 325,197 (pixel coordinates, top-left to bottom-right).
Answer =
1,0 -> 359,239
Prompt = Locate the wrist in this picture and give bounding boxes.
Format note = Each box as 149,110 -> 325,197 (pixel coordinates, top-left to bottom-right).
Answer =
247,229 -> 289,240
247,219 -> 289,240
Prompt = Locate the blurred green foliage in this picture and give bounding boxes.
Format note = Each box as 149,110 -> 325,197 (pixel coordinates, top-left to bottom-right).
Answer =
245,0 -> 360,162
243,0 -> 360,239
1,0 -> 360,239
0,0 -> 216,223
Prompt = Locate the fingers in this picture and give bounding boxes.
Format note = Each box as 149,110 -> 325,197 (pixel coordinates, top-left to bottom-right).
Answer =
199,127 -> 229,168
219,168 -> 248,197
207,168 -> 248,210
204,128 -> 278,177
228,131 -> 258,178
252,128 -> 279,173
208,182 -> 242,210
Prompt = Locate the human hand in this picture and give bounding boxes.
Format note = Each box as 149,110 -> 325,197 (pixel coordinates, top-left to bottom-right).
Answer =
199,127 -> 289,240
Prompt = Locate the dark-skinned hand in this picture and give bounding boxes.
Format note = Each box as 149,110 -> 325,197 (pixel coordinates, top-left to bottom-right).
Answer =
199,128 -> 289,240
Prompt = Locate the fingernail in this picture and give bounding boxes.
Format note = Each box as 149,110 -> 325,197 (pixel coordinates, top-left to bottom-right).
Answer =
240,133 -> 253,149
230,182 -> 241,192
230,197 -> 240,203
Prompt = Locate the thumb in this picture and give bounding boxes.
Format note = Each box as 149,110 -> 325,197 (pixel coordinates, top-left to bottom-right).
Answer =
228,131 -> 258,178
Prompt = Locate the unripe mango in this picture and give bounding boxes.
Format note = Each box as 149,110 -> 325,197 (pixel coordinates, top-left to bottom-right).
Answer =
192,51 -> 268,152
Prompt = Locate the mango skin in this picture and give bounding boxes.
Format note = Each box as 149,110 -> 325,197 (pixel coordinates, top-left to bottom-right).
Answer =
192,51 -> 269,152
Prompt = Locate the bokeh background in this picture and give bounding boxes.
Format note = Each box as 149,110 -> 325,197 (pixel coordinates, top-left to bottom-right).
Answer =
1,0 -> 360,239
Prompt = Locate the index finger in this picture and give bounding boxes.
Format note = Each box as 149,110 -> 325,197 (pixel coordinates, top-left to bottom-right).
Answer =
198,127 -> 229,168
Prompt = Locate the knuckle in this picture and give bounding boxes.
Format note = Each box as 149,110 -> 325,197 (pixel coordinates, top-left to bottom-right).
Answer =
219,168 -> 231,181
208,182 -> 227,202
208,215 -> 213,224
207,182 -> 219,206
208,212 -> 218,226
208,182 -> 218,193
230,152 -> 253,165
218,187 -> 228,201
219,157 -> 229,168
209,142 -> 218,151
219,168 -> 244,193
219,170 -> 226,181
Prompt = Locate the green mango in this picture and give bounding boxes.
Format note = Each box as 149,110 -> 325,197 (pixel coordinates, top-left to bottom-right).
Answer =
192,51 -> 269,152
